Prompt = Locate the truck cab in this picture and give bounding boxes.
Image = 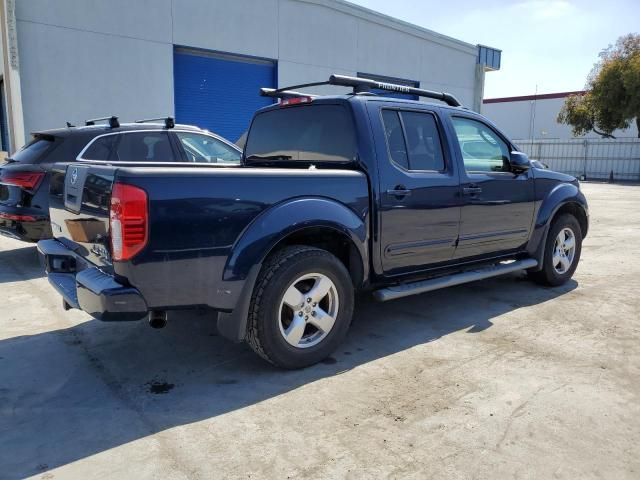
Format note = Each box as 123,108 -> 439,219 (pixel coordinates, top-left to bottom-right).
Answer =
365,99 -> 536,274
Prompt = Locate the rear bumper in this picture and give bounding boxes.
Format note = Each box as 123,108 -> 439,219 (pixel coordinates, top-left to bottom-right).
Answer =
37,238 -> 148,321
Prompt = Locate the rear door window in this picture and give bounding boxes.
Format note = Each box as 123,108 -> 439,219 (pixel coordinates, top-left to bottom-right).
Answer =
81,135 -> 118,160
381,110 -> 409,169
245,105 -> 357,163
81,132 -> 176,162
401,111 -> 445,171
381,109 -> 445,172
115,132 -> 174,162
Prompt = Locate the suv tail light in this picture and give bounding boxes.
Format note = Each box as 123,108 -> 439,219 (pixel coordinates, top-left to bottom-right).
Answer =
110,183 -> 148,261
1,171 -> 45,191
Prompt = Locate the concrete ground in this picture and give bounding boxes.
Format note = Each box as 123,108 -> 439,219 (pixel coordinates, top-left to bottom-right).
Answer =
0,182 -> 638,480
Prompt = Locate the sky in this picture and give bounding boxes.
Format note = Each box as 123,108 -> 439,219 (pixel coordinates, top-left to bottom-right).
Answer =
349,0 -> 640,98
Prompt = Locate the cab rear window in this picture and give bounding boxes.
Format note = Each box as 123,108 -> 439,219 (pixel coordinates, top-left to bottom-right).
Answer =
244,104 -> 357,163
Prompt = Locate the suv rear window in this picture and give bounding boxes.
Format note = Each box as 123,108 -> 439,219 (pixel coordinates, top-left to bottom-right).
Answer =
9,137 -> 55,164
244,105 -> 357,163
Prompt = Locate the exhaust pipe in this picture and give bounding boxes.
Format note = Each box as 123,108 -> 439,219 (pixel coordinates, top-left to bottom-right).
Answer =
148,310 -> 167,329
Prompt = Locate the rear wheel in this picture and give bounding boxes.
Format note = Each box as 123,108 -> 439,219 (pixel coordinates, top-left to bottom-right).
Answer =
529,214 -> 582,286
246,245 -> 354,369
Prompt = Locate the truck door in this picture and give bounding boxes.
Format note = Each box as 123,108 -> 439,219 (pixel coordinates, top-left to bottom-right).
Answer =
446,114 -> 535,258
367,103 -> 462,275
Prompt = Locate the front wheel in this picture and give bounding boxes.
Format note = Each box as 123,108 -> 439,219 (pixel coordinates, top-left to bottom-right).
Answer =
246,245 -> 354,369
529,214 -> 582,286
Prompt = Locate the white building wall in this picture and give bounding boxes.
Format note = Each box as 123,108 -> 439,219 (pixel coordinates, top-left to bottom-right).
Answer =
15,0 -> 174,136
482,96 -> 639,140
13,0 -> 481,140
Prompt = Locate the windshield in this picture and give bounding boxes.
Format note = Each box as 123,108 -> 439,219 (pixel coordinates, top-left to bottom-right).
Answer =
9,137 -> 55,164
244,104 -> 357,164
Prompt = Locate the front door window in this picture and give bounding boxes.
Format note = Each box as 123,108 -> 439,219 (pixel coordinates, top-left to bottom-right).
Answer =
451,117 -> 511,173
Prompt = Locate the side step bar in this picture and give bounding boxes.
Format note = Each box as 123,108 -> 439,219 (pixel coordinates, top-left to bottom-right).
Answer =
373,258 -> 538,302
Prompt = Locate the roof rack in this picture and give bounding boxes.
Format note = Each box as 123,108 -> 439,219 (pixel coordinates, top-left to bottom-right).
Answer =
85,116 -> 120,128
135,116 -> 175,129
260,88 -> 320,100
260,74 -> 462,107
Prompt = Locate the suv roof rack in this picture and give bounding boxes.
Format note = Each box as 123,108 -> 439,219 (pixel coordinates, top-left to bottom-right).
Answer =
260,74 -> 462,107
85,116 -> 120,128
135,116 -> 175,129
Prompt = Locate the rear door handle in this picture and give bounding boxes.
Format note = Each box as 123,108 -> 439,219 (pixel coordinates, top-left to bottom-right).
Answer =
387,186 -> 412,197
463,186 -> 482,195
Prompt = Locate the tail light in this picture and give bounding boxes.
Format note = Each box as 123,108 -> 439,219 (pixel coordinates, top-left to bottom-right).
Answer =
0,212 -> 36,221
110,182 -> 148,261
280,96 -> 313,106
1,171 -> 45,191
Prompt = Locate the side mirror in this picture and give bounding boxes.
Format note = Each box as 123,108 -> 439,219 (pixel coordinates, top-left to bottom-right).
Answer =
509,151 -> 530,172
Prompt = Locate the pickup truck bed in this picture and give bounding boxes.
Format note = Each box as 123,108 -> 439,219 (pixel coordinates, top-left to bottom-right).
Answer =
44,163 -> 368,315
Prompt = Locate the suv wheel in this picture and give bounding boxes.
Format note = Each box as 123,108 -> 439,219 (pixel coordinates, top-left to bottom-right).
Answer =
246,245 -> 354,369
529,214 -> 582,286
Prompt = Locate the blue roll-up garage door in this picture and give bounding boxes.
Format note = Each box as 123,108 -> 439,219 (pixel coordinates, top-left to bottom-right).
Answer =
174,48 -> 276,143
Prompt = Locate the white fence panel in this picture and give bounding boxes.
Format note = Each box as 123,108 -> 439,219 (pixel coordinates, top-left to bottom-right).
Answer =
514,138 -> 640,181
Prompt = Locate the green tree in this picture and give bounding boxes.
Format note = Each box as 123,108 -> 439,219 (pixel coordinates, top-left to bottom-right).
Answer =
558,34 -> 640,138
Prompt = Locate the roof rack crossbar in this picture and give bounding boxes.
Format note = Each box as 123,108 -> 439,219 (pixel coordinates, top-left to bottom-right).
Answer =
85,116 -> 120,128
135,116 -> 175,128
260,75 -> 462,107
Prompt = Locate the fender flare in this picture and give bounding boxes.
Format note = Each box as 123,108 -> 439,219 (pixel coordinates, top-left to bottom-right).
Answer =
224,197 -> 368,281
527,183 -> 588,270
217,197 -> 368,341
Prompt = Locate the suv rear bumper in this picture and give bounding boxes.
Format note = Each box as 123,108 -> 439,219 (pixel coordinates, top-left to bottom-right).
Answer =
37,239 -> 148,321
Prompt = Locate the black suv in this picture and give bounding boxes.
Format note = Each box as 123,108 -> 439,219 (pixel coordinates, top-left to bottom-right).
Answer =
0,117 -> 241,242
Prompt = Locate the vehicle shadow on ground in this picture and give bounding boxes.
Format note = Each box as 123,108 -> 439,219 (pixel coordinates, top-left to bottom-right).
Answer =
0,245 -> 43,283
0,273 -> 577,479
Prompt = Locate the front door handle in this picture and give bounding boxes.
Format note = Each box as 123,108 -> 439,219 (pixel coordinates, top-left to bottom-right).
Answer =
463,186 -> 482,195
387,186 -> 412,197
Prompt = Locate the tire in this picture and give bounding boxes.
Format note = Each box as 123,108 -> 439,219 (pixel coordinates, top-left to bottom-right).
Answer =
528,214 -> 582,286
246,245 -> 355,369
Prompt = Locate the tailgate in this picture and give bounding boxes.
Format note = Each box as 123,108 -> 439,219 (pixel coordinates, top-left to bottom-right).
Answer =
49,163 -> 117,271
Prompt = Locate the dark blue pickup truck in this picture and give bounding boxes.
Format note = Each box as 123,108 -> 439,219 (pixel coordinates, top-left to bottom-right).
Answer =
38,75 -> 588,368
